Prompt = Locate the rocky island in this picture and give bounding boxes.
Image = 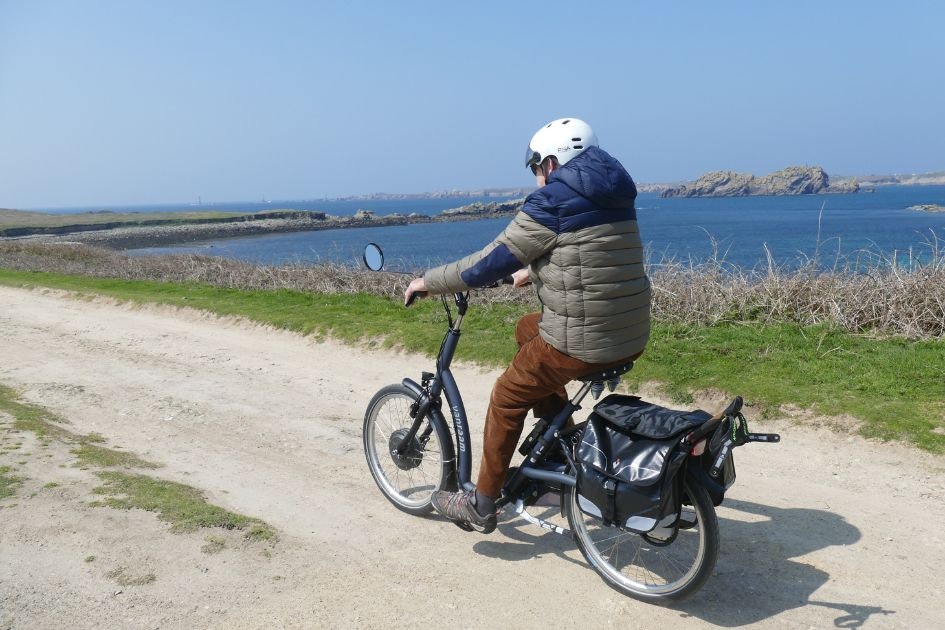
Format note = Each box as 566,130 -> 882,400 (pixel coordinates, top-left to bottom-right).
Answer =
907,204 -> 945,213
660,166 -> 859,198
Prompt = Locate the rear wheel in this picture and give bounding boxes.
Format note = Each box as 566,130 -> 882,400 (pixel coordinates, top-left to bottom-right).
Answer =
566,478 -> 719,603
363,384 -> 452,515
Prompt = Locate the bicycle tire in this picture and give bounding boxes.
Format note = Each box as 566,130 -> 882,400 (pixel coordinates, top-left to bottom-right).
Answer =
363,384 -> 454,516
566,476 -> 720,603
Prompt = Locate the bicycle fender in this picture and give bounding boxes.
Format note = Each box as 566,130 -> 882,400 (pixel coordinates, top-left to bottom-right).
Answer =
401,378 -> 423,399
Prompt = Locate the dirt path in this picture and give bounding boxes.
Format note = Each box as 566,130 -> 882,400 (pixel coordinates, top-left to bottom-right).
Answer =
0,285 -> 942,629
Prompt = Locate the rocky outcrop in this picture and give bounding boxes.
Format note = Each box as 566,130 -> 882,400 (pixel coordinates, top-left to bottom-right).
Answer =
661,166 -> 859,198
438,199 -> 524,219
907,204 -> 945,213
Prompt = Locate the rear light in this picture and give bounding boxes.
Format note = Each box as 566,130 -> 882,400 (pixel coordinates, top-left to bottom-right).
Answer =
690,438 -> 707,456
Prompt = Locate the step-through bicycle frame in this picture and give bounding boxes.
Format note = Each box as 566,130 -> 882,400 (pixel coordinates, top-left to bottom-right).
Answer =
398,291 -> 612,510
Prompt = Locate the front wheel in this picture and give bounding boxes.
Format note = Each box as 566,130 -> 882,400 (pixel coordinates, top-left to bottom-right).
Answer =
363,384 -> 453,516
566,477 -> 720,603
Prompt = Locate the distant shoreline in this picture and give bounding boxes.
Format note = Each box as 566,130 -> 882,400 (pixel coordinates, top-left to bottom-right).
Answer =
3,200 -> 525,250
3,177 -> 943,250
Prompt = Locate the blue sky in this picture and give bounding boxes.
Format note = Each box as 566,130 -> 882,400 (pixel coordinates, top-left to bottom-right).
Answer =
1,1 -> 943,209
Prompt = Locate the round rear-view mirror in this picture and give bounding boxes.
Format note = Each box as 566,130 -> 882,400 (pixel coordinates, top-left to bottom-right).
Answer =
363,243 -> 385,271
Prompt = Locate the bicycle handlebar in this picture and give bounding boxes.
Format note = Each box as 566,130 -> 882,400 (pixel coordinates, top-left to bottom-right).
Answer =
404,276 -> 514,307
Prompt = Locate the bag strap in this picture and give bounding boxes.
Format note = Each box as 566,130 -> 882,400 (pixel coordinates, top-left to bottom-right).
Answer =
603,478 -> 617,526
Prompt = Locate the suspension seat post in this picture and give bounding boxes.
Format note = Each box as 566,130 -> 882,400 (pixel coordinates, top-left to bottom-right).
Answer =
569,381 -> 595,409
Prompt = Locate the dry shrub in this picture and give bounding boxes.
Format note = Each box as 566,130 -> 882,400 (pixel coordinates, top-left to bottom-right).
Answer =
1,240 -> 943,339
648,246 -> 945,339
0,241 -> 406,298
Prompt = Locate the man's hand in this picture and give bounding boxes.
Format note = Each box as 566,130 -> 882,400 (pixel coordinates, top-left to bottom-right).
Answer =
512,268 -> 532,288
404,277 -> 428,306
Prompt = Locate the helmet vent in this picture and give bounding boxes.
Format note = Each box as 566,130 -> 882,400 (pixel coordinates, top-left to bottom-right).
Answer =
574,145 -> 583,149
562,119 -> 571,125
572,137 -> 582,141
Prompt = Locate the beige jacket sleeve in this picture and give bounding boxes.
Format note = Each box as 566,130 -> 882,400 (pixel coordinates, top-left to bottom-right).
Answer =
423,211 -> 557,294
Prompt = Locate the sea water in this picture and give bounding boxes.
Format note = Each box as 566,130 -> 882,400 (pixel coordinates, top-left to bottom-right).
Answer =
123,186 -> 945,271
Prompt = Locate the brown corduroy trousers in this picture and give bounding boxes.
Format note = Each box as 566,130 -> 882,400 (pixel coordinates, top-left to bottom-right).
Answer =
476,312 -> 638,498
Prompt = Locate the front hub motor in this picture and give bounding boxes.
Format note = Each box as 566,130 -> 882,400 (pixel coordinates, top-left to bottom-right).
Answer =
388,428 -> 424,471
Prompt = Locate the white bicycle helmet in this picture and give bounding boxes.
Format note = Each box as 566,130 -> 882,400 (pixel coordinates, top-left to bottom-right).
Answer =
525,117 -> 598,171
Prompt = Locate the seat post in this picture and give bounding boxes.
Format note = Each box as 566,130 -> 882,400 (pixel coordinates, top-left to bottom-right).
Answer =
570,361 -> 635,406
569,380 -> 596,407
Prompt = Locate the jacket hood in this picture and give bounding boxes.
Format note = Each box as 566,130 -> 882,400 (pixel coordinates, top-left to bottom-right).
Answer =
548,146 -> 637,209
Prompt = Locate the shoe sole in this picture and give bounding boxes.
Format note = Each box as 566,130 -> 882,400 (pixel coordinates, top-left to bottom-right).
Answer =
432,499 -> 496,534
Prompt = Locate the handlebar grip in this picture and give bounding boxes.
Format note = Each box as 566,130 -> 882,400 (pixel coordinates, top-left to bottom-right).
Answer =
405,291 -> 428,307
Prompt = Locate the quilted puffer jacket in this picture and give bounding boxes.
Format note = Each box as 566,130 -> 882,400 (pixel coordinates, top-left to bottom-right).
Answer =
423,146 -> 650,364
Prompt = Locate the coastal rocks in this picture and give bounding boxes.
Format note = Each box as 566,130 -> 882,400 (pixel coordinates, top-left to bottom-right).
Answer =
439,199 -> 524,218
664,171 -> 755,197
660,166 -> 859,198
907,204 -> 945,213
352,209 -> 376,220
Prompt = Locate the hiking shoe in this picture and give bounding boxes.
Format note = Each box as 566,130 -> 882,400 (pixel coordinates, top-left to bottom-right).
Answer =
431,489 -> 497,534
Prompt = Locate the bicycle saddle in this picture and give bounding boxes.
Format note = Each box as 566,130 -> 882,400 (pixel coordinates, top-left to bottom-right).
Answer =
578,362 -> 634,383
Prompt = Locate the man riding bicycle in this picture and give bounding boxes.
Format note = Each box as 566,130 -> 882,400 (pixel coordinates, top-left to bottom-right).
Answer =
404,118 -> 651,533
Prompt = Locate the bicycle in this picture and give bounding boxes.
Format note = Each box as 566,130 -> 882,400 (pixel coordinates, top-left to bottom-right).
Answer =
360,243 -> 779,602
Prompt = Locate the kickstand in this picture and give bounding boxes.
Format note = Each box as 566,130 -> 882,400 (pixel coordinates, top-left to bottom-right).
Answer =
510,499 -> 570,536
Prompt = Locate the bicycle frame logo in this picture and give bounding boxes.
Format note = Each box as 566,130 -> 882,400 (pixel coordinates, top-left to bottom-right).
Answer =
450,401 -> 466,452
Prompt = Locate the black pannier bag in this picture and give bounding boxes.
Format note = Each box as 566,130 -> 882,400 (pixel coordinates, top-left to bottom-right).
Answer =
706,416 -> 738,488
575,395 -> 711,532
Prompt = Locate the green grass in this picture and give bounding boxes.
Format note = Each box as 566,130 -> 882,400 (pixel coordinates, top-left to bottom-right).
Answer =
0,384 -> 159,469
0,465 -> 23,499
0,384 -> 277,540
0,269 -> 512,363
93,471 -> 277,541
72,442 -> 160,469
623,324 -> 945,451
1,269 -> 943,452
0,383 -> 74,441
